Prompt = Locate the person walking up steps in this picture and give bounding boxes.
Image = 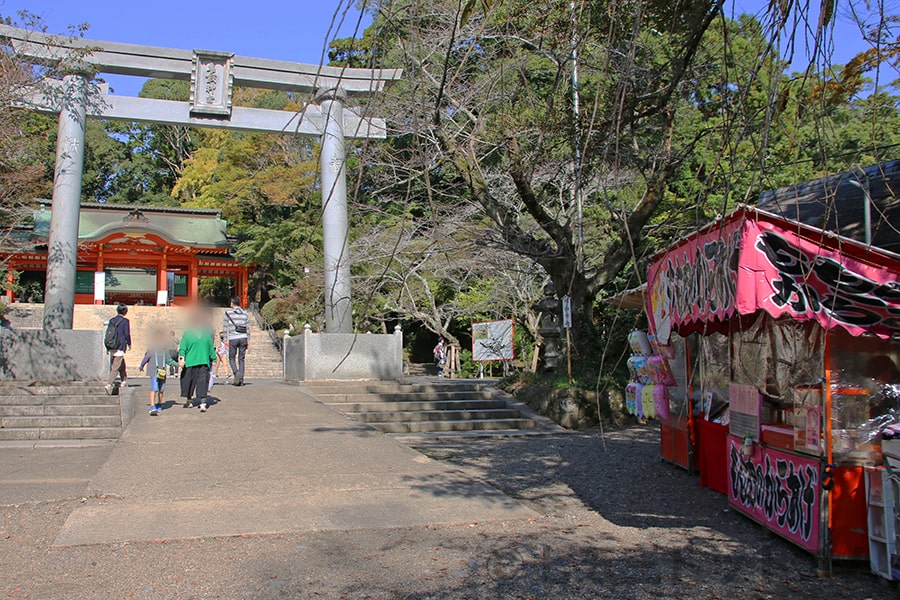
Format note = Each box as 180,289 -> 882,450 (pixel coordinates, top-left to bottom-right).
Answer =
215,332 -> 228,379
179,310 -> 217,412
139,328 -> 179,415
223,296 -> 250,387
104,303 -> 132,395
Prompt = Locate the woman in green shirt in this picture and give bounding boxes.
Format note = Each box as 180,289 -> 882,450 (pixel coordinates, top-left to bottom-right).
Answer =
179,310 -> 217,412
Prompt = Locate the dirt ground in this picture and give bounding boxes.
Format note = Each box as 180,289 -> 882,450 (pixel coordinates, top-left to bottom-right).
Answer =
2,425 -> 897,599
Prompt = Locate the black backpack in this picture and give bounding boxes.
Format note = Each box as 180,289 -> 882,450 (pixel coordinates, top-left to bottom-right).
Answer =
104,316 -> 121,351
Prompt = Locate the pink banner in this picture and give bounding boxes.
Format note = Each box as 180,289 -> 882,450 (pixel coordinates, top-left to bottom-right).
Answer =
738,220 -> 900,339
648,210 -> 900,340
647,219 -> 743,342
727,435 -> 820,553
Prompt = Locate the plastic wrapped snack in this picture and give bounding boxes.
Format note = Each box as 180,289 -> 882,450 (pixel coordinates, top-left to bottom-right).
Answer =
648,355 -> 676,386
625,382 -> 643,416
627,355 -> 652,384
628,331 -> 652,357
641,385 -> 657,419
649,334 -> 676,359
653,385 -> 670,420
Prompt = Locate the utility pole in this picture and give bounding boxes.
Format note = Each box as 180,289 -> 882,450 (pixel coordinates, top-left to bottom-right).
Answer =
571,0 -> 584,274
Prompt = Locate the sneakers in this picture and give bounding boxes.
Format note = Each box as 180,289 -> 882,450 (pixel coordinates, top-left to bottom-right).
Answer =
199,403 -> 208,412
149,405 -> 159,416
183,401 -> 193,409
104,384 -> 113,396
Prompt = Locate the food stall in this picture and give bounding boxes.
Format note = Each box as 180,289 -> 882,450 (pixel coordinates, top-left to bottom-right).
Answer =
645,206 -> 900,569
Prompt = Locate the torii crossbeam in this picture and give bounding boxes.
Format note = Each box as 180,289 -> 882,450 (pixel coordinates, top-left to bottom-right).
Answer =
1,25 -> 400,332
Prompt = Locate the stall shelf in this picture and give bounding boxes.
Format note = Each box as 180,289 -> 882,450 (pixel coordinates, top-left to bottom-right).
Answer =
865,467 -> 898,580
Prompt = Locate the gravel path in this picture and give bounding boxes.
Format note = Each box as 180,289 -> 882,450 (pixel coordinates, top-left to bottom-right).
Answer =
2,425 -> 896,599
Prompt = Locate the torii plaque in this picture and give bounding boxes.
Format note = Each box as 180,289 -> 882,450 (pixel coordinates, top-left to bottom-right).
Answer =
0,25 -> 400,333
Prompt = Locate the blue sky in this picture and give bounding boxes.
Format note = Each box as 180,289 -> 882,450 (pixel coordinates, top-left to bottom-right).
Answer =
9,0 -> 373,96
8,0 -> 894,97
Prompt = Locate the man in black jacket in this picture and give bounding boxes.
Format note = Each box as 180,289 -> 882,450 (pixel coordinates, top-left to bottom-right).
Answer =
105,303 -> 132,395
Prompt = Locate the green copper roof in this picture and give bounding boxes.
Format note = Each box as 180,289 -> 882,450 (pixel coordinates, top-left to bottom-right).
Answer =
32,203 -> 229,249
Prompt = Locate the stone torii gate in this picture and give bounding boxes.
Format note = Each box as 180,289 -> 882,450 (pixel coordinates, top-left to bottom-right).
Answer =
1,25 -> 400,333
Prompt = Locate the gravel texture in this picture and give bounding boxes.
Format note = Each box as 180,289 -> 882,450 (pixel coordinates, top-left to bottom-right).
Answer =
2,425 -> 897,599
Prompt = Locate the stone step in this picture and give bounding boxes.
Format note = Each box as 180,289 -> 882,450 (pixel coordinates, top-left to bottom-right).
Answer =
0,404 -> 120,417
324,399 -> 510,412
390,428 -> 566,442
302,382 -> 495,394
0,394 -> 120,406
366,418 -> 538,434
1,415 -> 121,429
349,408 -> 522,423
0,384 -> 109,396
314,391 -> 496,402
0,426 -> 121,441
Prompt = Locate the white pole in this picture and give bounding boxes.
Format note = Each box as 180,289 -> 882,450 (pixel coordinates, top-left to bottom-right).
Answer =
44,73 -> 89,330
318,87 -> 353,333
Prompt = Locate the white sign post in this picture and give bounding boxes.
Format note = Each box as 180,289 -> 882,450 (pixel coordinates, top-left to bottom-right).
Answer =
561,294 -> 573,384
561,295 -> 573,328
93,271 -> 105,305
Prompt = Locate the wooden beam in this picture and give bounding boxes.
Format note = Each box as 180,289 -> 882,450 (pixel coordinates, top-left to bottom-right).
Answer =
0,25 -> 401,96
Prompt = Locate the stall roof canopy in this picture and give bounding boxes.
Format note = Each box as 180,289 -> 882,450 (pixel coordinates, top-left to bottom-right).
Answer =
647,206 -> 900,341
756,159 -> 900,253
31,201 -> 229,249
605,284 -> 647,311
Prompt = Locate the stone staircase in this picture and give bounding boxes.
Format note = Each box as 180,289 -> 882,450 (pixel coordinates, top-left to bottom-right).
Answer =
304,380 -> 560,440
6,304 -> 284,380
0,382 -> 122,442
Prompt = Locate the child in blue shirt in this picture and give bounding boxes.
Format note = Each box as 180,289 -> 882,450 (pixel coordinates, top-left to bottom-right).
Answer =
139,329 -> 179,416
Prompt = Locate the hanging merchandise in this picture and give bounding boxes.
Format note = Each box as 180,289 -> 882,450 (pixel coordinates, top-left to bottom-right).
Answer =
628,331 -> 652,356
648,355 -> 676,386
625,382 -> 643,416
641,385 -> 658,419
653,385 -> 671,420
627,355 -> 652,385
649,334 -> 676,359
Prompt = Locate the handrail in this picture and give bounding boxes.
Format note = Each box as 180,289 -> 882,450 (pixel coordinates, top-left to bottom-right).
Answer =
248,305 -> 283,353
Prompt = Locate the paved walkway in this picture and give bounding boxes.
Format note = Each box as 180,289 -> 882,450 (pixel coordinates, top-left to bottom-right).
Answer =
49,381 -> 534,546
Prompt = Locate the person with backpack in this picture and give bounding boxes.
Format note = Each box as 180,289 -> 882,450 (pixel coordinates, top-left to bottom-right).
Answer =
223,296 -> 250,387
433,339 -> 447,377
139,328 -> 179,416
104,303 -> 132,395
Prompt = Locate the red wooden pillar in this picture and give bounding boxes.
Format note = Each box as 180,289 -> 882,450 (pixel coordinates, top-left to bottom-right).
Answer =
240,267 -> 249,308
188,256 -> 199,304
5,260 -> 16,303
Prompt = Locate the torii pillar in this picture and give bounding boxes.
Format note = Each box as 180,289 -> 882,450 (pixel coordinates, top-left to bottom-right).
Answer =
318,87 -> 352,333
43,72 -> 89,330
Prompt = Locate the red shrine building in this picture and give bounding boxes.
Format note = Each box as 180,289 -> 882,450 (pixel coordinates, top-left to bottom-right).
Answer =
3,202 -> 251,307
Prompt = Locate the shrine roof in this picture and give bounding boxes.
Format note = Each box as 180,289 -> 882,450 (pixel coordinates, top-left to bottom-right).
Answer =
32,201 -> 229,249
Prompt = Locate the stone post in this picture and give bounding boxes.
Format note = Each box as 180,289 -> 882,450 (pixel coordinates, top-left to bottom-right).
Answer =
43,73 -> 89,329
317,87 -> 352,334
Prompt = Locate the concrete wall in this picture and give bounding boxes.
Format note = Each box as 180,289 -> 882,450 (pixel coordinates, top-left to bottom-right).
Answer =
5,304 -> 226,357
0,329 -> 107,381
284,328 -> 403,381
